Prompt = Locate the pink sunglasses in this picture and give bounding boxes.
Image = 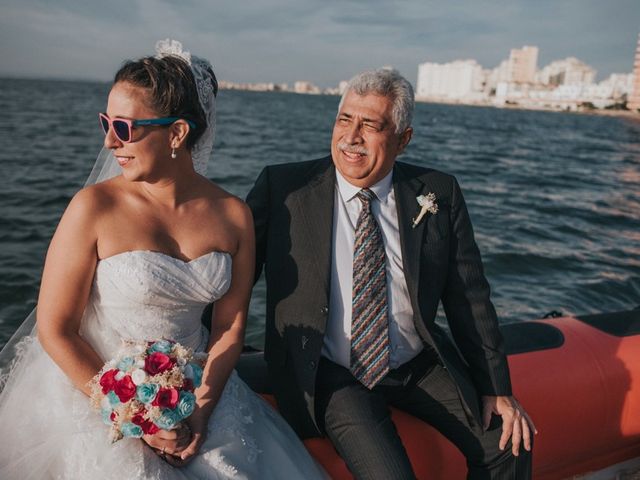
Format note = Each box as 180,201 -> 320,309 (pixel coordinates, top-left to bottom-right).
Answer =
99,113 -> 196,143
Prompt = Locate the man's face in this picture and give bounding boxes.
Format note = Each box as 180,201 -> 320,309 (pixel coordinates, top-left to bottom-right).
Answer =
331,90 -> 412,188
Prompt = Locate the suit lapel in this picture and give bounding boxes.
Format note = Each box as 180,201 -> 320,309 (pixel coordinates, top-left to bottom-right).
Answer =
294,157 -> 335,310
393,162 -> 428,305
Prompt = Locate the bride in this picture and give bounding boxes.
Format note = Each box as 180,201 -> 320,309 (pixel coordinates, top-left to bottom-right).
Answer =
0,40 -> 327,479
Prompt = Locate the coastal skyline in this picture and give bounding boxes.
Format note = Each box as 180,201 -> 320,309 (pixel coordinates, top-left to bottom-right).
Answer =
0,0 -> 639,88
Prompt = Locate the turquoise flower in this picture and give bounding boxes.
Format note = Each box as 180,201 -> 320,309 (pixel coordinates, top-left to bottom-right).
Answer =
185,363 -> 203,388
148,340 -> 173,354
176,391 -> 196,419
117,356 -> 135,372
136,383 -> 160,404
107,390 -> 120,406
101,408 -> 113,425
121,422 -> 144,438
154,408 -> 180,430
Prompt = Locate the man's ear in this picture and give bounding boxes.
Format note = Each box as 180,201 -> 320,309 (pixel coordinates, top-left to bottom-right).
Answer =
397,127 -> 413,154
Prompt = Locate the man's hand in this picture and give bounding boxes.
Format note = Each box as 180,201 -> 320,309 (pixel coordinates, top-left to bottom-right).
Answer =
482,395 -> 537,456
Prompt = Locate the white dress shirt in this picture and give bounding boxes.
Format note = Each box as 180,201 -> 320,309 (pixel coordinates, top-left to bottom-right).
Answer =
321,169 -> 424,369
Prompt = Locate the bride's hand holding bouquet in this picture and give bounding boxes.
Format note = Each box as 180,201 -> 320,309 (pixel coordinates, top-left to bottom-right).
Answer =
89,339 -> 206,456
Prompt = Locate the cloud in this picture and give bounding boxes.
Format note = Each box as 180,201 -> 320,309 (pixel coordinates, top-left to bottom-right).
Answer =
0,0 -> 637,86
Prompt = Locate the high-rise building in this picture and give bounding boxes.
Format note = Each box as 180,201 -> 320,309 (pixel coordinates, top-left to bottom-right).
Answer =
293,81 -> 320,94
416,60 -> 485,100
599,73 -> 634,98
508,46 -> 538,83
536,57 -> 597,86
628,33 -> 640,112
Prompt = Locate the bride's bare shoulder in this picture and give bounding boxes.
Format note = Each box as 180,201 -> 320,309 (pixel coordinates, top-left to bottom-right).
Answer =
195,177 -> 251,229
202,178 -> 247,208
66,176 -> 129,217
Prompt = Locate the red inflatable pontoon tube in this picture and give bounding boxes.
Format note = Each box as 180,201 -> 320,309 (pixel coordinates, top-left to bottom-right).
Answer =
262,314 -> 640,479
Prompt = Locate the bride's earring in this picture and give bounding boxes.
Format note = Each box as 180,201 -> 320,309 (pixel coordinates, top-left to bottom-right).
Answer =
171,147 -> 177,159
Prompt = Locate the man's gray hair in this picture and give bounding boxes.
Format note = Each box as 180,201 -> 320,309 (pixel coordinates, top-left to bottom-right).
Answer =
338,68 -> 414,134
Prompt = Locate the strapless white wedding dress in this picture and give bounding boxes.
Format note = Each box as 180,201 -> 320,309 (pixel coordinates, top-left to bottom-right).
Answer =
0,251 -> 327,480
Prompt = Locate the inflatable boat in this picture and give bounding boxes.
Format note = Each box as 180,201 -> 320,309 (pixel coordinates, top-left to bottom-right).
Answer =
236,309 -> 640,479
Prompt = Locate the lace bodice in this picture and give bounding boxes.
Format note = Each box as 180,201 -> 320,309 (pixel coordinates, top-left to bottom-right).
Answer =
80,250 -> 232,360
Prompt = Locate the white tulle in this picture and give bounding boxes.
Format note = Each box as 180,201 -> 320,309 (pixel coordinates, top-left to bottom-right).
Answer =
154,38 -> 216,177
0,251 -> 327,479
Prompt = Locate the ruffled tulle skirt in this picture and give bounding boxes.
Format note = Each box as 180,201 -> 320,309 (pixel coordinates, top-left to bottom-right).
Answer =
0,336 -> 327,480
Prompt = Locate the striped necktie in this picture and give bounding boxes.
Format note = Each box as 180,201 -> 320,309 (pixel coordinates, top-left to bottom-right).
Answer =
350,188 -> 390,389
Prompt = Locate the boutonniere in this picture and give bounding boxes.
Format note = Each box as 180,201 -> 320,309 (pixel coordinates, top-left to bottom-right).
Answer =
412,193 -> 438,229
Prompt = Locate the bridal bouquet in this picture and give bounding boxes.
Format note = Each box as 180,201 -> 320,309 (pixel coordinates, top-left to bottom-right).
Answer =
90,340 -> 207,442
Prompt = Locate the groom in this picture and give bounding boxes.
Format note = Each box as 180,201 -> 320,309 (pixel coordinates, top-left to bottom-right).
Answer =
247,69 -> 534,479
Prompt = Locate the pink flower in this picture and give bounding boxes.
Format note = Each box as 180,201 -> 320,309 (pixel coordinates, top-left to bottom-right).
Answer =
152,387 -> 180,409
144,352 -> 175,375
113,375 -> 137,403
99,369 -> 119,394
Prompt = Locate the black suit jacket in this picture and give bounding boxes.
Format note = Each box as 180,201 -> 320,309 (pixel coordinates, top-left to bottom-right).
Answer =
246,155 -> 512,439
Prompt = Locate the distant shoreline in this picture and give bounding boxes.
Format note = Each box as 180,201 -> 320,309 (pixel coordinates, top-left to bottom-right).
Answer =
1,77 -> 637,119
415,96 -> 640,118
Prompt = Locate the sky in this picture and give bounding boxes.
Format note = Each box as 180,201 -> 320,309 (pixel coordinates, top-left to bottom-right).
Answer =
0,0 -> 638,88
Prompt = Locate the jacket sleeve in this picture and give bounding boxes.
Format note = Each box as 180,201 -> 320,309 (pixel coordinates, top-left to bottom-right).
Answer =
246,166 -> 270,285
441,177 -> 512,396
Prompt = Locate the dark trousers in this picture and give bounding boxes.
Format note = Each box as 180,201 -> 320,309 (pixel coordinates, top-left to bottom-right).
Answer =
315,352 -> 532,480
